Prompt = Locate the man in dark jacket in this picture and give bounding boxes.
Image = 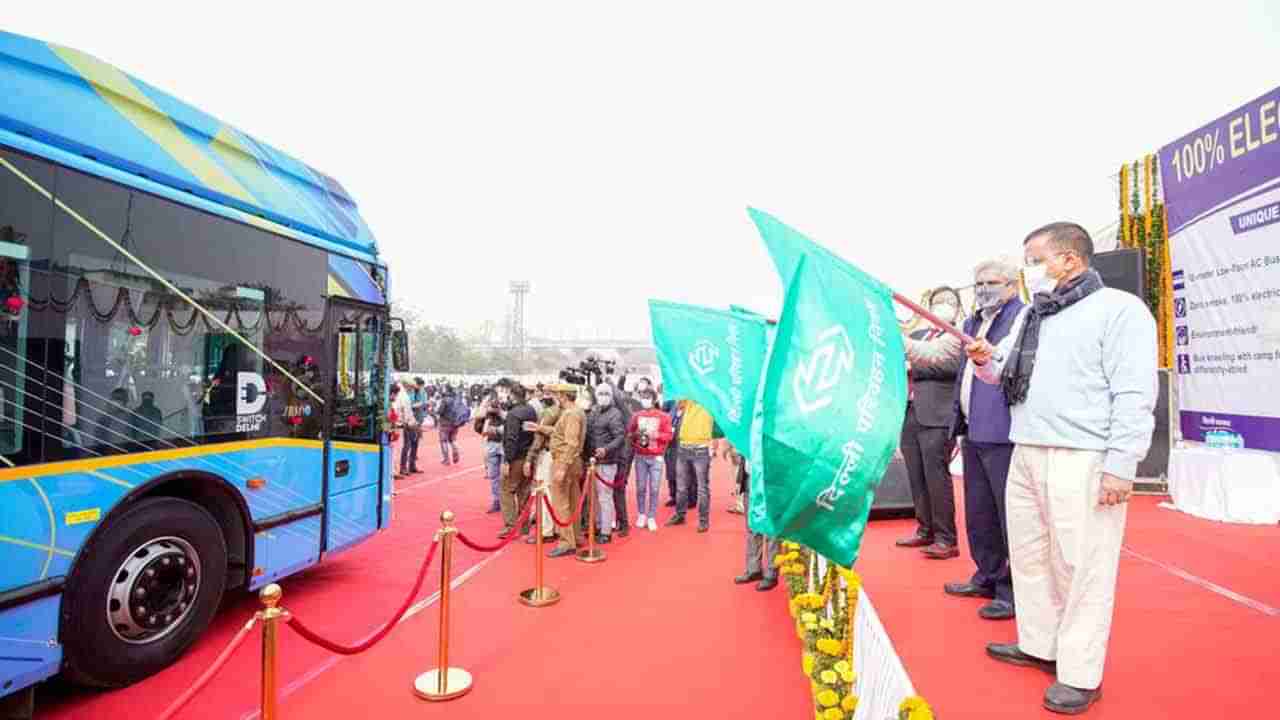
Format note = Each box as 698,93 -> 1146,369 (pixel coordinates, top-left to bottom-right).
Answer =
897,287 -> 965,559
498,384 -> 539,539
608,375 -> 635,537
944,260 -> 1026,620
584,382 -> 627,543
437,386 -> 469,465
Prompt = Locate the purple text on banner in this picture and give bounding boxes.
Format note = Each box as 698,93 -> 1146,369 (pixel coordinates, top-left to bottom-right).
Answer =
1230,201 -> 1280,235
1179,410 -> 1280,452
1159,86 -> 1280,235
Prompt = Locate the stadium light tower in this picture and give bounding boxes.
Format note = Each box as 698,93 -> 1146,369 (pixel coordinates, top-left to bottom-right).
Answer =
509,281 -> 530,359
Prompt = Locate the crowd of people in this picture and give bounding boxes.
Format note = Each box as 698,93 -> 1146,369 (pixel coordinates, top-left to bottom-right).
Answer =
389,374 -> 780,591
898,222 -> 1157,715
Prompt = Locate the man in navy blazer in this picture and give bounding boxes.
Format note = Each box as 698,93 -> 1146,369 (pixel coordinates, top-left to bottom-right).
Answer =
944,259 -> 1026,621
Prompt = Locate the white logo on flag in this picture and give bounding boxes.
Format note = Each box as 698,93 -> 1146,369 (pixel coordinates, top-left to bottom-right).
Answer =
793,325 -> 854,415
689,340 -> 719,377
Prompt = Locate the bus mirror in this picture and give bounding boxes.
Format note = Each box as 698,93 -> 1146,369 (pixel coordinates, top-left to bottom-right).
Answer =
391,329 -> 410,372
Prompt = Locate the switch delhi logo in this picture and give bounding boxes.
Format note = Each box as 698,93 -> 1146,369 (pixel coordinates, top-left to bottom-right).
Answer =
688,340 -> 719,377
793,326 -> 854,415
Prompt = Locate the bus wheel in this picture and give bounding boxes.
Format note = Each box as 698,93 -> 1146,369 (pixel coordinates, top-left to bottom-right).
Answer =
61,497 -> 228,688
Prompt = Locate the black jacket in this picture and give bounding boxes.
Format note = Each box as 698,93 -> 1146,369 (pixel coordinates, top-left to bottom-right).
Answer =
584,404 -> 627,464
908,328 -> 961,429
502,402 -> 538,462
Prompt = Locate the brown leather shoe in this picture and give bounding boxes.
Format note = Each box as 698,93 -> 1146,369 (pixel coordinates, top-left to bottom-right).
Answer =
921,542 -> 959,559
895,534 -> 934,548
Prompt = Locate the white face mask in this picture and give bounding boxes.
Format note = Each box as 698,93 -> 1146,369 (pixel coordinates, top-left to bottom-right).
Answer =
1022,264 -> 1058,296
931,303 -> 958,323
639,398 -> 654,409
596,393 -> 613,407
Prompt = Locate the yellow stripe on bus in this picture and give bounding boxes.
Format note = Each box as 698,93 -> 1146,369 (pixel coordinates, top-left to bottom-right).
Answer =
0,438 -> 325,484
330,441 -> 381,454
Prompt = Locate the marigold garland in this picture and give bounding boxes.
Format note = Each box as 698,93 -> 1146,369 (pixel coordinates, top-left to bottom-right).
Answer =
781,545 -> 930,719
899,695 -> 935,720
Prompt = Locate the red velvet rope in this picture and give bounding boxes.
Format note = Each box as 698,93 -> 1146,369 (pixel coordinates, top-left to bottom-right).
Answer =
591,468 -> 628,490
542,482 -> 591,528
455,494 -> 538,552
155,615 -> 259,720
286,538 -> 440,655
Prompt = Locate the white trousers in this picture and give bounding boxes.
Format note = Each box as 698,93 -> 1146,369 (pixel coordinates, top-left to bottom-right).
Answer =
1007,445 -> 1128,689
535,451 -> 556,536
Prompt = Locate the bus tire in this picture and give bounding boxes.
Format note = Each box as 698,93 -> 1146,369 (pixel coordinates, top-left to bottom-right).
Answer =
60,497 -> 228,688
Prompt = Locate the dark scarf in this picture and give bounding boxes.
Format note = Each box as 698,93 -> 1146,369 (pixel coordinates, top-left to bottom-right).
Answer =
1001,268 -> 1105,405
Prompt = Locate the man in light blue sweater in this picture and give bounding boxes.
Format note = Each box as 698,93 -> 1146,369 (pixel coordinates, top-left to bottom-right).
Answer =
967,222 -> 1157,716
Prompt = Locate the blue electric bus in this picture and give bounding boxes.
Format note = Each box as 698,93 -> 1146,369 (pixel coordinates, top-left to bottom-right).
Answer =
0,31 -> 408,705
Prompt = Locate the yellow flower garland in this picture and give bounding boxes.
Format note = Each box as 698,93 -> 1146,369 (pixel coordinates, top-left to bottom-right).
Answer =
899,695 -> 935,720
783,545 -> 930,720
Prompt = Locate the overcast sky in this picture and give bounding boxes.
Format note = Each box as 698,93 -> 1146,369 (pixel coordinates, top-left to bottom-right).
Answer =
8,3 -> 1280,341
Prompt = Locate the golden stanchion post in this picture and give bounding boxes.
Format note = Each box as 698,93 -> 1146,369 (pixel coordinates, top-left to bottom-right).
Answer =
259,583 -> 284,720
519,482 -> 561,607
414,510 -> 473,701
577,459 -> 606,563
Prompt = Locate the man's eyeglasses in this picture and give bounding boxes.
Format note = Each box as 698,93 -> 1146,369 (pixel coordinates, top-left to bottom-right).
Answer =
974,280 -> 1009,288
1024,251 -> 1071,268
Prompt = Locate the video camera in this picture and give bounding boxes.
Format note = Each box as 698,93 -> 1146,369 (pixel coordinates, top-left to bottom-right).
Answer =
558,353 -> 616,388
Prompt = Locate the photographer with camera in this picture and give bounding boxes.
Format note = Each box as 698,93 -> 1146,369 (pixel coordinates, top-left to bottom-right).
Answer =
627,387 -> 673,532
584,382 -> 627,544
476,381 -> 511,514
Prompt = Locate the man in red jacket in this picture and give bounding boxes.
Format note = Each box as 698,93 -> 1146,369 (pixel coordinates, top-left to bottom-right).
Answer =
627,388 -> 673,532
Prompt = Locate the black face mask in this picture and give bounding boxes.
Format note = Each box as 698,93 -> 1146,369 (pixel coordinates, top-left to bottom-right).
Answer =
542,398 -> 555,408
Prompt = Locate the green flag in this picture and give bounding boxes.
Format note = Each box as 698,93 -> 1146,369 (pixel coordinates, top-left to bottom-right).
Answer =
747,210 -> 908,566
648,300 -> 770,453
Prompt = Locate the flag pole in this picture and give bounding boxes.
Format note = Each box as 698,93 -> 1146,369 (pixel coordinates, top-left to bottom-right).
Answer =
891,292 -> 1006,363
891,292 -> 973,344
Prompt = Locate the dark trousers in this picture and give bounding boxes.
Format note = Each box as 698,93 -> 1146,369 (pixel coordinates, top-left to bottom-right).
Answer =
664,443 -> 680,502
398,426 -> 420,472
899,404 -> 957,546
963,441 -> 1015,604
675,445 -> 712,524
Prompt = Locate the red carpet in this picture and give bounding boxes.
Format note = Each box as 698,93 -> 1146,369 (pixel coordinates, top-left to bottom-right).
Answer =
39,431 -> 811,719
38,443 -> 1280,719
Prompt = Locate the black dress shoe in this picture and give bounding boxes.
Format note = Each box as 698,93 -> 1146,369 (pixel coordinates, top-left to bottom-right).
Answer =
598,534 -> 612,544
756,576 -> 778,592
986,643 -> 1056,674
979,600 -> 1016,620
734,571 -> 764,585
944,582 -> 996,598
1044,682 -> 1101,715
548,546 -> 575,558
697,522 -> 709,533
895,535 -> 934,548
665,515 -> 686,526
617,527 -> 630,538
664,499 -> 677,507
